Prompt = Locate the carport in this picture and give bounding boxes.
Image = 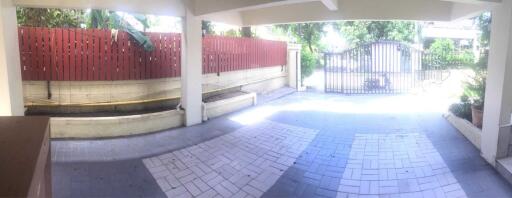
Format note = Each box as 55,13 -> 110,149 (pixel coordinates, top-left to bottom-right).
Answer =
2,0 -> 512,197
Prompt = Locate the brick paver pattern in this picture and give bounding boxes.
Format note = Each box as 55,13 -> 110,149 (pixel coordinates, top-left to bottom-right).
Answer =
337,133 -> 467,198
143,121 -> 318,198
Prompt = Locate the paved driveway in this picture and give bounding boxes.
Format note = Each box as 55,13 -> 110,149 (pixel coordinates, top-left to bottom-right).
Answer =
52,92 -> 512,198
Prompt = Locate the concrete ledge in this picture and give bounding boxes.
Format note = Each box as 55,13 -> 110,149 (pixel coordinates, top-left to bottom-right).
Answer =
205,92 -> 257,119
444,112 -> 482,150
497,157 -> 512,186
50,110 -> 184,139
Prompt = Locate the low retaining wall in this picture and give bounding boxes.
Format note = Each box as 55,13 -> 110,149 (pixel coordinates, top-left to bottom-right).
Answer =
444,112 -> 482,149
205,92 -> 257,119
23,66 -> 286,106
51,110 -> 184,138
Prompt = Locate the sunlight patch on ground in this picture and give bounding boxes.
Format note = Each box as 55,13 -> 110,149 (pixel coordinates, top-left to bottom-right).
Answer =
229,94 -> 455,125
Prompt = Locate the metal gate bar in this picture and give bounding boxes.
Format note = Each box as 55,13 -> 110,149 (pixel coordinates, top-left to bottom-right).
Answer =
324,41 -> 447,94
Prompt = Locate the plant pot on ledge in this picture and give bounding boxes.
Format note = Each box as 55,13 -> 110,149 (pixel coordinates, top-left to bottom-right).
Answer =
471,105 -> 484,128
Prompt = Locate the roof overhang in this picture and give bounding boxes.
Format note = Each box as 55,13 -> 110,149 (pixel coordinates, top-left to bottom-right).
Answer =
13,0 -> 497,26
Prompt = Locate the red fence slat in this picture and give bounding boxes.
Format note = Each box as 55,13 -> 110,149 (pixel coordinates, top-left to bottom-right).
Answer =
18,27 -> 287,81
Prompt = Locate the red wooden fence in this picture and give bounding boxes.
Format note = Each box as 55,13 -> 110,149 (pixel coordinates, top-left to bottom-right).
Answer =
18,27 -> 287,81
18,27 -> 181,81
202,35 -> 287,74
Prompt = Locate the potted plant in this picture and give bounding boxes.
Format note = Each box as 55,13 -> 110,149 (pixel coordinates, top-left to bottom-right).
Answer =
463,69 -> 486,128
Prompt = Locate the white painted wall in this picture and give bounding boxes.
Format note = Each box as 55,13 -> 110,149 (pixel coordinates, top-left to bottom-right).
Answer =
481,0 -> 512,165
0,0 -> 24,116
287,44 -> 301,89
22,66 -> 288,106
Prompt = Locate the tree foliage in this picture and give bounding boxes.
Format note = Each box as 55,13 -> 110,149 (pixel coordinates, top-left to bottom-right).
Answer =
300,49 -> 317,84
87,9 -> 154,51
426,38 -> 475,68
273,23 -> 328,80
202,21 -> 215,35
475,12 -> 491,49
16,7 -> 85,28
338,21 -> 418,46
17,7 -> 154,51
274,23 -> 327,53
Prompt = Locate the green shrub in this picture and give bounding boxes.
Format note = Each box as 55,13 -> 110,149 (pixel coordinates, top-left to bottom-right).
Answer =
449,95 -> 473,121
463,70 -> 486,110
428,39 -> 456,67
426,39 -> 475,68
453,50 -> 475,66
301,49 -> 317,84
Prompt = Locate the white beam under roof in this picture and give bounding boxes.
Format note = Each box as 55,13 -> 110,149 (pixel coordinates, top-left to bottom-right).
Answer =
239,0 -> 494,26
320,0 -> 338,10
442,0 -> 501,4
191,0 -> 315,16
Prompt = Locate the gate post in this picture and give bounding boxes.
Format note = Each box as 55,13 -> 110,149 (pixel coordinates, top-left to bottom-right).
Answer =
287,44 -> 303,91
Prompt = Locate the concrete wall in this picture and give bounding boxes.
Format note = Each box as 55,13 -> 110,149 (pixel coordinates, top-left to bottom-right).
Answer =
23,66 -> 287,106
51,109 -> 184,138
205,92 -> 257,119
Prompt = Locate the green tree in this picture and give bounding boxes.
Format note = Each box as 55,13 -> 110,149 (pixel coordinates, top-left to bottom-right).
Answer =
16,7 -> 85,28
426,38 -> 475,67
202,20 -> 215,35
428,38 -> 456,65
475,12 -> 491,49
241,26 -> 253,38
274,23 -> 327,53
301,49 -> 316,85
273,23 -> 328,80
87,9 -> 155,51
338,21 -> 418,46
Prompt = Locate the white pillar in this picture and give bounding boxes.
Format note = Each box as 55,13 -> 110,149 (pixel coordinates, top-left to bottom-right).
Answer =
181,8 -> 203,126
481,0 -> 512,165
287,44 -> 302,90
0,0 -> 24,116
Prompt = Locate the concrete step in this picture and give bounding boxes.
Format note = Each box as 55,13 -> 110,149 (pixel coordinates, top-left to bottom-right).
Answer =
257,87 -> 295,104
497,157 -> 512,185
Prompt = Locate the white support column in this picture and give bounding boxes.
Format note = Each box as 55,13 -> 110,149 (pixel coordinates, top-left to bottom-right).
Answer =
0,0 -> 24,116
481,0 -> 512,165
181,7 -> 203,126
287,44 -> 302,91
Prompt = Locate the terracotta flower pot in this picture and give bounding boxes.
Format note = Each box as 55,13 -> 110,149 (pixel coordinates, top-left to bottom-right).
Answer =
471,105 -> 483,128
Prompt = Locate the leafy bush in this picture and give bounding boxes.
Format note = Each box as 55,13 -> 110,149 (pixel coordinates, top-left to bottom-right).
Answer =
428,39 -> 455,66
426,39 -> 475,68
453,50 -> 475,66
449,95 -> 472,121
463,70 -> 486,110
301,49 -> 317,84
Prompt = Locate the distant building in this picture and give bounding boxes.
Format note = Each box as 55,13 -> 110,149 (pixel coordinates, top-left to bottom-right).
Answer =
422,20 -> 481,57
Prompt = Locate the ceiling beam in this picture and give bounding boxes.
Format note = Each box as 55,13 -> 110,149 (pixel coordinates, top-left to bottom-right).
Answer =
191,0 -> 317,16
320,0 -> 338,10
241,0 -> 456,26
442,0 -> 501,3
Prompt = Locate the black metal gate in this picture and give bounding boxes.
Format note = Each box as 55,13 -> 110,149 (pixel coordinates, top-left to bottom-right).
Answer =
324,41 -> 445,94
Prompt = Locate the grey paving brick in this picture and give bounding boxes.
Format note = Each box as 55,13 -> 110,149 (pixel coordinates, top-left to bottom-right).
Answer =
333,133 -> 470,197
184,182 -> 202,196
143,120 -> 318,198
213,183 -> 234,197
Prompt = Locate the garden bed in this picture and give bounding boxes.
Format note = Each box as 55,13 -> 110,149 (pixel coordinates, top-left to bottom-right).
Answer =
50,109 -> 184,139
444,112 -> 482,149
204,91 -> 257,119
